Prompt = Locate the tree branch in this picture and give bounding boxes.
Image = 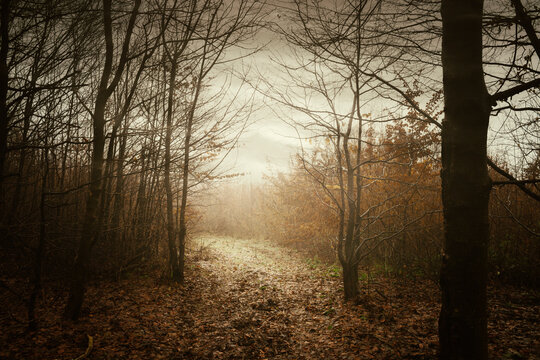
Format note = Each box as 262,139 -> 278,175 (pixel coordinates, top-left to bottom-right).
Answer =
511,0 -> 540,58
487,158 -> 540,201
490,77 -> 540,105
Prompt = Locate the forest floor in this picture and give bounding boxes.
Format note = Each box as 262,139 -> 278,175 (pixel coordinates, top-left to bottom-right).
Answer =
1,236 -> 539,359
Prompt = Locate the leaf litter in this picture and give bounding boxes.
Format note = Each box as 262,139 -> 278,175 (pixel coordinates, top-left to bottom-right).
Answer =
1,236 -> 538,359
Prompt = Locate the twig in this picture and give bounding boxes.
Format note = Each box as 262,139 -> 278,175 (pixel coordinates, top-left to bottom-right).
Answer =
258,313 -> 279,327
71,335 -> 93,360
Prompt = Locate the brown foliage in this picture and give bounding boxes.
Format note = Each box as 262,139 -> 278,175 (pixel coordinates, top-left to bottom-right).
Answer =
2,237 -> 538,359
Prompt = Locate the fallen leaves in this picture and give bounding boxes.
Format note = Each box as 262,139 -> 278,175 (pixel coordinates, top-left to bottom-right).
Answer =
1,236 -> 538,359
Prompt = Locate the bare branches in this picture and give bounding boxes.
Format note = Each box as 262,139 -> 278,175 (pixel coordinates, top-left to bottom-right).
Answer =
488,158 -> 540,201
491,77 -> 540,105
511,0 -> 540,58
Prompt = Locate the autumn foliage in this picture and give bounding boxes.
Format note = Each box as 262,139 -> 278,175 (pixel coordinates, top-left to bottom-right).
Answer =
200,118 -> 539,287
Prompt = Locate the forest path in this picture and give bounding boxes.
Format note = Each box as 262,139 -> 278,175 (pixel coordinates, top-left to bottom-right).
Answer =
182,235 -> 344,359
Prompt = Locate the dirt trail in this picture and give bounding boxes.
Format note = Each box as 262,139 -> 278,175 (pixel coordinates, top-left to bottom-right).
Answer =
184,236 -> 344,359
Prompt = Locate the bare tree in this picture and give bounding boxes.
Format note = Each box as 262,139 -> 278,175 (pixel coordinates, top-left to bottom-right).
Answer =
268,0 -> 437,300
64,0 -> 142,320
158,0 -> 262,282
159,0 -> 193,282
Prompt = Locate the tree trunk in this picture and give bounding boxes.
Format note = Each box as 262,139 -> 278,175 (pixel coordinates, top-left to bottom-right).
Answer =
343,262 -> 359,300
133,145 -> 148,254
341,107 -> 359,301
164,60 -> 180,282
342,213 -> 358,300
64,92 -> 107,320
110,124 -> 127,266
177,79 -> 198,284
27,140 -> 49,332
0,0 -> 10,225
177,49 -> 207,282
64,0 -> 140,320
439,1 -> 491,359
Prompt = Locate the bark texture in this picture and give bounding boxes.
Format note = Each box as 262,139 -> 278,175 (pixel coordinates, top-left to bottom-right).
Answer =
439,1 -> 491,359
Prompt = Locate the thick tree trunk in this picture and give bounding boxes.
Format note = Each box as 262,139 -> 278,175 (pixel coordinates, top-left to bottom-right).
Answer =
439,1 -> 491,359
343,262 -> 359,300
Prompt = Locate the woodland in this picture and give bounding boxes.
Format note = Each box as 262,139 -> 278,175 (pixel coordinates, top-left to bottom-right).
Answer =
0,0 -> 539,359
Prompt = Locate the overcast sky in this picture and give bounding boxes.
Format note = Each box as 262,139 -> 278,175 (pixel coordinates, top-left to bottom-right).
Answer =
210,0 -> 535,186
218,4 -> 301,183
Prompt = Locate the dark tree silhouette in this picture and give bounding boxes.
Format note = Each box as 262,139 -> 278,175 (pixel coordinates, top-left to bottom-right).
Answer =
439,0 -> 491,358
64,0 -> 142,321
